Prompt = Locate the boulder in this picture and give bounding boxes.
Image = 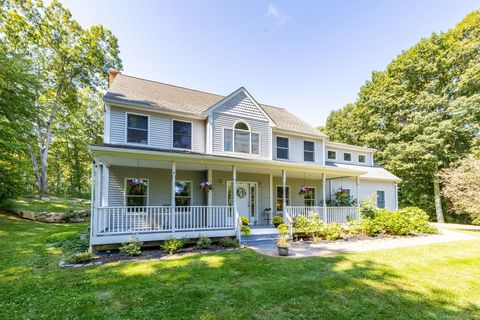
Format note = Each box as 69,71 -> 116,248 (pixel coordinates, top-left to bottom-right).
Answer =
22,211 -> 37,221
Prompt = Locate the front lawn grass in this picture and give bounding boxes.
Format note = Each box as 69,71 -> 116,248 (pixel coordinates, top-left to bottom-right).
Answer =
0,214 -> 479,320
2,196 -> 90,213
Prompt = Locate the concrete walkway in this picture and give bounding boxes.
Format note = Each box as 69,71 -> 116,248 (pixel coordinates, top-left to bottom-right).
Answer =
248,227 -> 478,258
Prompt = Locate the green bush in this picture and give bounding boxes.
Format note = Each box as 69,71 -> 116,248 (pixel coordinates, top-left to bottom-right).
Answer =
305,215 -> 326,242
272,215 -> 284,226
65,251 -> 95,264
161,237 -> 186,254
360,199 -> 377,219
240,216 -> 249,226
277,223 -> 289,236
399,206 -> 438,234
293,215 -> 309,233
240,225 -> 251,237
119,237 -> 143,256
46,231 -> 88,253
196,236 -> 212,249
324,222 -> 343,241
219,237 -> 238,247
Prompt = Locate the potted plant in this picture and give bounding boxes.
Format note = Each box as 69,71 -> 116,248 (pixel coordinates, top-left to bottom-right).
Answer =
276,223 -> 290,256
299,186 -> 312,196
272,215 -> 284,228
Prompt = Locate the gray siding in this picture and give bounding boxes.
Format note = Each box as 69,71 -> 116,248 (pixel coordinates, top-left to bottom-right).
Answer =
272,177 -> 325,215
212,113 -> 272,159
325,146 -> 373,166
108,166 -> 207,206
215,91 -> 269,121
108,105 -> 206,153
272,133 -> 325,165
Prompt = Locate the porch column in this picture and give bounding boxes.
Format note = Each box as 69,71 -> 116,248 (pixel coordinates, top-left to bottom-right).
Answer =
232,166 -> 237,211
89,160 -> 96,251
207,169 -> 213,206
102,164 -> 109,207
322,173 -> 327,220
171,162 -> 176,232
282,169 -> 287,222
269,173 -> 273,224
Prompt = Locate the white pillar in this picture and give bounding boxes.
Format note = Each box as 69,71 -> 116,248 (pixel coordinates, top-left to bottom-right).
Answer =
171,162 -> 176,207
356,176 -> 360,207
102,164 -> 109,207
232,166 -> 237,211
322,173 -> 327,220
269,173 -> 273,223
282,169 -> 287,221
89,160 -> 96,251
207,168 -> 213,206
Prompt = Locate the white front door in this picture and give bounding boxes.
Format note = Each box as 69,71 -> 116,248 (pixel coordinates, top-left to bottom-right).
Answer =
236,182 -> 251,223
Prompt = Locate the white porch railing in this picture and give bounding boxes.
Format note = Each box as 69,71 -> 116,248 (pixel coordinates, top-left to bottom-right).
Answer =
286,206 -> 360,224
93,206 -> 235,236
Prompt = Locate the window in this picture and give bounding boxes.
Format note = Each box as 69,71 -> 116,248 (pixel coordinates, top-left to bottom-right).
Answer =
276,137 -> 289,160
377,190 -> 385,208
127,114 -> 148,144
175,181 -> 192,206
125,178 -> 148,206
173,120 -> 192,149
304,187 -> 316,207
344,152 -> 352,161
304,141 -> 315,162
358,154 -> 366,163
327,150 -> 336,160
276,186 -> 290,211
224,122 -> 260,155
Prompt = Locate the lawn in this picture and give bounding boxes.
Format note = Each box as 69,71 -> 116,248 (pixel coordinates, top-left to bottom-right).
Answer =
0,214 -> 479,320
2,197 -> 90,213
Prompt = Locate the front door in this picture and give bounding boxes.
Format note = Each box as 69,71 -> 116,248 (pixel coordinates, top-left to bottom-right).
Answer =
236,182 -> 250,223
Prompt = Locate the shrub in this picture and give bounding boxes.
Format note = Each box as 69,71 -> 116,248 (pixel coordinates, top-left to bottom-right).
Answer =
119,236 -> 143,256
277,234 -> 290,248
240,225 -> 251,237
219,237 -> 238,247
65,251 -> 95,264
399,206 -> 438,234
240,216 -> 249,226
161,237 -> 186,254
46,231 -> 88,253
293,215 -> 309,233
324,222 -> 343,240
196,236 -> 212,249
360,199 -> 377,219
272,216 -> 284,226
63,210 -> 80,222
277,223 -> 289,236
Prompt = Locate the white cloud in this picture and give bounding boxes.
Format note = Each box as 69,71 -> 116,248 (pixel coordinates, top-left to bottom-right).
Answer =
266,4 -> 292,26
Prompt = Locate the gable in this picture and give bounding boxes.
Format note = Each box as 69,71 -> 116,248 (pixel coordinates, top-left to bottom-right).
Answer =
209,88 -> 271,123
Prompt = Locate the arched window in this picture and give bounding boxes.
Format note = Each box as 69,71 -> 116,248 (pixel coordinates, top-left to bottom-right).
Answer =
223,121 -> 260,155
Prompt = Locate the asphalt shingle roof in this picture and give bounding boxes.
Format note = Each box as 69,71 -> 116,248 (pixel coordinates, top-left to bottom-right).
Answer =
325,162 -> 401,182
104,74 -> 327,137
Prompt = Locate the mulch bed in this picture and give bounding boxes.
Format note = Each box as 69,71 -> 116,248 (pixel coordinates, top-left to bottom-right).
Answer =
60,244 -> 240,267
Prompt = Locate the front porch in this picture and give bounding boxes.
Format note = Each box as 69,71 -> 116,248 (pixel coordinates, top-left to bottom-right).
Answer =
90,150 -> 364,246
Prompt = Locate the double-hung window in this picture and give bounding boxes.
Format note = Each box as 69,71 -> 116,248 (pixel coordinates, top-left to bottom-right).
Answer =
125,178 -> 148,206
327,150 -> 336,160
127,114 -> 148,144
343,152 -> 352,161
304,187 -> 316,207
173,120 -> 192,149
223,122 -> 260,155
276,137 -> 289,160
304,141 -> 315,162
276,186 -> 290,212
376,190 -> 385,208
175,181 -> 192,206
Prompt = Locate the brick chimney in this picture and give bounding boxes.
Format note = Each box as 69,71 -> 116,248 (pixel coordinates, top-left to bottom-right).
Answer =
108,69 -> 120,87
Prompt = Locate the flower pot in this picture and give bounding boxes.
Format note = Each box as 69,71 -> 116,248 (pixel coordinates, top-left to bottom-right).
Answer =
277,246 -> 289,256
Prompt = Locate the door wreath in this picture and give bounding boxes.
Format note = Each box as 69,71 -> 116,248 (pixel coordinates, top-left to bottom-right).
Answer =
237,187 -> 247,199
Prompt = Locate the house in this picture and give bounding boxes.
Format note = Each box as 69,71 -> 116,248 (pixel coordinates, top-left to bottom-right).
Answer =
88,70 -> 400,247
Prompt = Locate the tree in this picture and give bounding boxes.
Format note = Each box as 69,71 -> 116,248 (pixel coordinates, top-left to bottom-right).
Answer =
322,11 -> 480,221
0,0 -> 121,198
0,42 -> 40,201
437,155 -> 480,225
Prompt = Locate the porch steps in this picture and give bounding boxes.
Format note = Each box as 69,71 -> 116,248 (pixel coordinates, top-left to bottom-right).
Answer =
242,226 -> 279,246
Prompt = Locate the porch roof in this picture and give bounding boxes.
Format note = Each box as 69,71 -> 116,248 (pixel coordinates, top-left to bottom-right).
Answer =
89,143 -> 367,179
325,162 -> 401,182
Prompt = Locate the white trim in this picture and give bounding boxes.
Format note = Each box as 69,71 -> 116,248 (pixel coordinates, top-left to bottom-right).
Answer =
325,141 -> 376,152
395,183 -> 398,210
272,127 -> 328,139
206,116 -> 213,154
327,149 -> 337,160
104,99 -> 205,120
171,118 -> 193,150
343,152 -> 352,162
322,139 -> 326,166
125,112 -> 150,146
303,139 -> 315,163
275,135 -> 290,160
102,164 -> 110,206
222,123 -> 262,156
207,169 -> 213,206
104,104 -> 111,143
174,180 -> 193,206
124,177 -> 150,206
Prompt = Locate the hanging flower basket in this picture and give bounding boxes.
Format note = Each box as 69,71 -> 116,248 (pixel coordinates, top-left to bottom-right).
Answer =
128,179 -> 147,195
299,186 -> 313,196
200,181 -> 214,192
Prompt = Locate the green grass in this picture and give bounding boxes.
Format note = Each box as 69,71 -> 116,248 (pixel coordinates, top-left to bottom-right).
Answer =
0,214 -> 479,320
2,197 -> 90,213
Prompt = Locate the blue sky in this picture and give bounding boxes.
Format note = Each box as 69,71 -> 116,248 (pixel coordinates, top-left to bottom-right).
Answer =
61,0 -> 479,126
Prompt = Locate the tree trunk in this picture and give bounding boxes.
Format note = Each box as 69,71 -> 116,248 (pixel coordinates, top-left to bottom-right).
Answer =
433,177 -> 445,223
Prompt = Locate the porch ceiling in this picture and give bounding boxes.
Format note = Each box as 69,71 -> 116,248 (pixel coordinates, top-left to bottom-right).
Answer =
91,145 -> 366,179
